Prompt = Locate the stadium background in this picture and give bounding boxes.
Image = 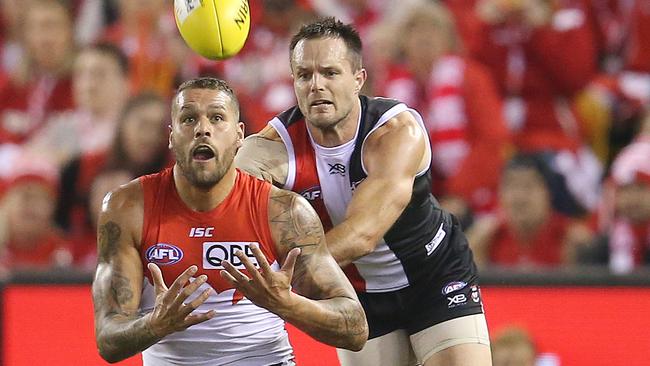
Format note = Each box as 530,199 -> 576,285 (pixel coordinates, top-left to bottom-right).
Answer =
0,0 -> 648,365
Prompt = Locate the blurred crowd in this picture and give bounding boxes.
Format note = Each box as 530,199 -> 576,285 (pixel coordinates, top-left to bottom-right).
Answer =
0,0 -> 648,276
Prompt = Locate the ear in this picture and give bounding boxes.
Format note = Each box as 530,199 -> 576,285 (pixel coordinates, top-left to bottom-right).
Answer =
354,68 -> 367,94
168,125 -> 173,150
236,121 -> 245,148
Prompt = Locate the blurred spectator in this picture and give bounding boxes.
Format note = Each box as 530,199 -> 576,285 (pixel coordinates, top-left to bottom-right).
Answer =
25,42 -> 129,168
597,113 -> 650,273
215,0 -> 315,134
74,167 -> 132,269
468,154 -> 593,268
0,0 -> 26,81
376,1 -> 510,216
455,0 -> 603,212
103,0 -> 185,97
576,0 -> 650,165
0,151 -> 72,272
56,92 -> 169,266
0,0 -> 75,144
491,326 -> 536,366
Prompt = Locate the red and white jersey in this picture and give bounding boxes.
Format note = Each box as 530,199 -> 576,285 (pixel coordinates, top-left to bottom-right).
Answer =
269,96 -> 441,294
138,168 -> 293,365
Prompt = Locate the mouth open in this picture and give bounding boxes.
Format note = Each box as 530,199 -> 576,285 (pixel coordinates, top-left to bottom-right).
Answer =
310,100 -> 333,108
192,145 -> 215,161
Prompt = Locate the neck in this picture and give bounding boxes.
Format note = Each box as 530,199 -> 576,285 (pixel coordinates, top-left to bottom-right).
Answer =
307,99 -> 361,147
172,165 -> 237,212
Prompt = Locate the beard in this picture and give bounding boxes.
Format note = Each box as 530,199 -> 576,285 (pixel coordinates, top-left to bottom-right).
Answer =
173,143 -> 237,190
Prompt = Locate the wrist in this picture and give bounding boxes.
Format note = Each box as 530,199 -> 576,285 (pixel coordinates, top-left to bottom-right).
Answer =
276,292 -> 301,321
143,313 -> 165,340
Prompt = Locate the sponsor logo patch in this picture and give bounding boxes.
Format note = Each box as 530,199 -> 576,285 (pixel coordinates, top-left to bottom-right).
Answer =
146,243 -> 183,265
442,281 -> 467,295
447,294 -> 467,308
328,163 -> 346,176
300,186 -> 321,201
425,223 -> 446,255
203,242 -> 260,269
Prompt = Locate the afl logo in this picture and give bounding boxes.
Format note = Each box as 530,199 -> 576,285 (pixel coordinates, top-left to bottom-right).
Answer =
146,243 -> 184,265
300,186 -> 322,201
442,281 -> 467,295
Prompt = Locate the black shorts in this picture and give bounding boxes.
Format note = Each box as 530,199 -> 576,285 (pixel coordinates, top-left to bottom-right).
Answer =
358,212 -> 485,339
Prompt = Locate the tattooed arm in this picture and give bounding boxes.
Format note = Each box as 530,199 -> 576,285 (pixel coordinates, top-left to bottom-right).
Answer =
221,186 -> 367,350
92,181 -> 214,363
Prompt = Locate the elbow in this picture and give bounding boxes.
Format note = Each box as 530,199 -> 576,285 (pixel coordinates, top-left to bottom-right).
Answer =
347,330 -> 369,352
96,335 -> 123,364
339,304 -> 369,352
98,346 -> 122,364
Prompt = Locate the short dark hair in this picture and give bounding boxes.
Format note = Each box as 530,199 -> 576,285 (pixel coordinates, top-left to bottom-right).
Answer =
289,17 -> 363,71
80,42 -> 129,75
173,77 -> 240,120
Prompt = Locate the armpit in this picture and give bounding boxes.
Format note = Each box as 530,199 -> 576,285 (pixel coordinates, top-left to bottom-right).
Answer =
235,134 -> 289,186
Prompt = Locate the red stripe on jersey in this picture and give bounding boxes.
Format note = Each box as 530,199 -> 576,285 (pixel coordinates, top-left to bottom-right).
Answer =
284,120 -> 366,291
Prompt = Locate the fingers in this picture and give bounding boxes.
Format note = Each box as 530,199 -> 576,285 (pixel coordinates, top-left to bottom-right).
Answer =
168,265 -> 198,295
183,309 -> 217,329
281,247 -> 301,277
220,260 -> 250,285
234,246 -> 265,283
249,243 -> 273,277
148,263 -> 168,294
171,274 -> 209,312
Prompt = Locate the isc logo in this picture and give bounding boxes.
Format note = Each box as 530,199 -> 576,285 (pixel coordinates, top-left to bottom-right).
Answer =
146,243 -> 184,265
189,227 -> 214,238
203,242 -> 260,269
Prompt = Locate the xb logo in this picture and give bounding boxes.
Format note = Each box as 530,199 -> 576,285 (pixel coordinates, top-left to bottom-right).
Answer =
328,163 -> 346,176
447,294 -> 467,307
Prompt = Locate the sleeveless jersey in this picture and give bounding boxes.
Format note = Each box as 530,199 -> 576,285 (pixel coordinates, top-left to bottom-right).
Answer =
269,96 -> 445,293
138,168 -> 293,366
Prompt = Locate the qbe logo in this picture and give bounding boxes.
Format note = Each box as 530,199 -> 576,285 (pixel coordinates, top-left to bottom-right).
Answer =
146,243 -> 183,265
203,242 -> 260,269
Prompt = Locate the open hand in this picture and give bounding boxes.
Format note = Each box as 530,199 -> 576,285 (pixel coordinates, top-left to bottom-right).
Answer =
220,244 -> 301,314
147,263 -> 216,338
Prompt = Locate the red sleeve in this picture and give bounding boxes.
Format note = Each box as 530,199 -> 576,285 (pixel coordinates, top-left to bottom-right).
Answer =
444,60 -> 511,208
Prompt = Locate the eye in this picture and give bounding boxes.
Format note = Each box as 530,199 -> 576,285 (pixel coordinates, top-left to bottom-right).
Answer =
182,116 -> 196,124
211,114 -> 224,122
325,70 -> 338,77
297,72 -> 310,80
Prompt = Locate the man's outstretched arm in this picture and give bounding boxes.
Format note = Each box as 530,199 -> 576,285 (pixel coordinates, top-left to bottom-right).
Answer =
92,182 -> 214,363
221,187 -> 368,351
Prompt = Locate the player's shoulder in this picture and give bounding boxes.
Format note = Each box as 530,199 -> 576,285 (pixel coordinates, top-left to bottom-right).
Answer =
101,177 -> 144,216
267,185 -> 316,220
367,109 -> 422,144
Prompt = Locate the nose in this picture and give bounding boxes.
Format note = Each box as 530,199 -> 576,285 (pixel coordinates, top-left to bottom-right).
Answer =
194,116 -> 212,138
310,73 -> 325,92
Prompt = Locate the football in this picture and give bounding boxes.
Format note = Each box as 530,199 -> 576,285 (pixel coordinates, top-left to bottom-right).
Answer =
174,0 -> 251,60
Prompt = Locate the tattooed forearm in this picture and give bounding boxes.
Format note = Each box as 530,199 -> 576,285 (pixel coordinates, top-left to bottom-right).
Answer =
111,273 -> 134,306
98,221 -> 122,261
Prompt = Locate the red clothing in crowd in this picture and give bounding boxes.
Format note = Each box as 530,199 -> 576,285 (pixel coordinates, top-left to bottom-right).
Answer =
378,55 -> 510,213
0,76 -> 74,144
489,213 -> 572,266
450,0 -> 597,153
2,230 -> 71,270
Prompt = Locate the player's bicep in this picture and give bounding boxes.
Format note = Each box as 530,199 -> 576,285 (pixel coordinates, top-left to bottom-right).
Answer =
92,188 -> 144,324
362,112 -> 428,181
268,188 -> 355,300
